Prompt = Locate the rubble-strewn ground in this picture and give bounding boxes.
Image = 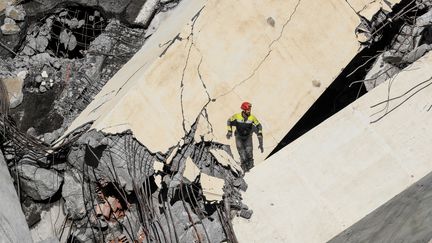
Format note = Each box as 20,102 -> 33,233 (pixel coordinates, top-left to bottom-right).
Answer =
0,0 -> 248,242
2,0 -> 432,242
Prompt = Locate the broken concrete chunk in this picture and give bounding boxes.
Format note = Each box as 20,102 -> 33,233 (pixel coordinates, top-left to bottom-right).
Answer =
0,1 -> 8,13
183,157 -> 200,182
39,85 -> 47,93
35,35 -> 49,53
364,55 -> 400,91
35,75 -> 42,83
62,169 -> 87,219
31,53 -> 54,65
43,128 -> 64,144
4,17 -> 14,24
31,200 -> 67,243
233,177 -> 248,191
239,208 -> 253,219
68,17 -> 79,29
403,44 -> 432,63
52,61 -> 61,70
416,8 -> 432,26
2,71 -> 25,108
59,11 -> 67,17
59,29 -> 77,51
78,19 -> 85,28
22,46 -> 35,56
1,21 -> 20,35
16,163 -> 63,200
209,148 -> 242,172
68,34 -> 77,51
356,31 -> 372,44
41,70 -> 48,78
5,4 -> 25,21
153,160 -> 164,172
201,173 -> 224,201
99,0 -> 130,14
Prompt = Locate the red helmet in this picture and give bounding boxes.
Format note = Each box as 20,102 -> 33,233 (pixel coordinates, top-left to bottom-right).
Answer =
241,102 -> 252,111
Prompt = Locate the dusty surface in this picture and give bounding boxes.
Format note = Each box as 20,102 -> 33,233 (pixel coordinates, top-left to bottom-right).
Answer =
233,51 -> 432,242
329,170 -> 432,243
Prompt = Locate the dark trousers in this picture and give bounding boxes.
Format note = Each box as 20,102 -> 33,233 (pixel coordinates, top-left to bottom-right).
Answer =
235,135 -> 254,171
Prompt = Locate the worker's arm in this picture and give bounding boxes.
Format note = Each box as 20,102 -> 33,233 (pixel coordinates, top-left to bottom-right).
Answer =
251,115 -> 264,152
226,115 -> 235,139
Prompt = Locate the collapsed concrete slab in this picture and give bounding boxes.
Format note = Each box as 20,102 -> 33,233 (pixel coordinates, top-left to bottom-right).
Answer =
233,51 -> 432,242
201,173 -> 224,201
61,0 -> 390,166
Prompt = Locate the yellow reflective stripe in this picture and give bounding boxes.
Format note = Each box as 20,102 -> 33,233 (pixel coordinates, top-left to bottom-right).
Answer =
227,126 -> 232,131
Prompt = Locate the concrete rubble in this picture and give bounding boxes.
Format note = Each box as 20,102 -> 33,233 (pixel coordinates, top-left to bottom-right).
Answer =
15,162 -> 63,200
1,17 -> 20,35
1,0 -> 432,242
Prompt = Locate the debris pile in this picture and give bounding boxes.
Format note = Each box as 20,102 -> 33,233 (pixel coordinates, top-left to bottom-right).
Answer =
1,124 -> 248,242
346,0 -> 432,91
56,124 -> 246,242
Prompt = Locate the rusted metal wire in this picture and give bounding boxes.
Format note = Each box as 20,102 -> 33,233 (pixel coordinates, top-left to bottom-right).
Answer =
180,181 -> 203,243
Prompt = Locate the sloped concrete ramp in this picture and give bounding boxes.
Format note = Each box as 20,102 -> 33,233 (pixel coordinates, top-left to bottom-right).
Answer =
233,51 -> 432,242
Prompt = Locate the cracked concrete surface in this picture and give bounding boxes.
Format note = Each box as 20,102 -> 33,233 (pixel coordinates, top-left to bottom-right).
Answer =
62,0 -> 372,164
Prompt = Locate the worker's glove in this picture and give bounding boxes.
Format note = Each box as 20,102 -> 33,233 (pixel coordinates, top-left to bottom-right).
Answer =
226,131 -> 232,139
258,135 -> 264,153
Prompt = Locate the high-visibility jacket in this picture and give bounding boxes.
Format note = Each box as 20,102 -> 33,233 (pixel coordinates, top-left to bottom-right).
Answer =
227,112 -> 262,138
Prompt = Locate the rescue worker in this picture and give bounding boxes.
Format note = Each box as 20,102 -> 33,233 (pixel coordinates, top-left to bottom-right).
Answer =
226,101 -> 263,172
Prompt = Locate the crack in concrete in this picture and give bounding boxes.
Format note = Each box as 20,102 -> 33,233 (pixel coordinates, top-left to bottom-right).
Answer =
344,0 -> 362,17
197,56 -> 212,101
215,0 -> 303,99
159,33 -> 183,58
201,107 -> 215,137
115,61 -> 148,96
179,6 -> 205,134
179,41 -> 194,133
